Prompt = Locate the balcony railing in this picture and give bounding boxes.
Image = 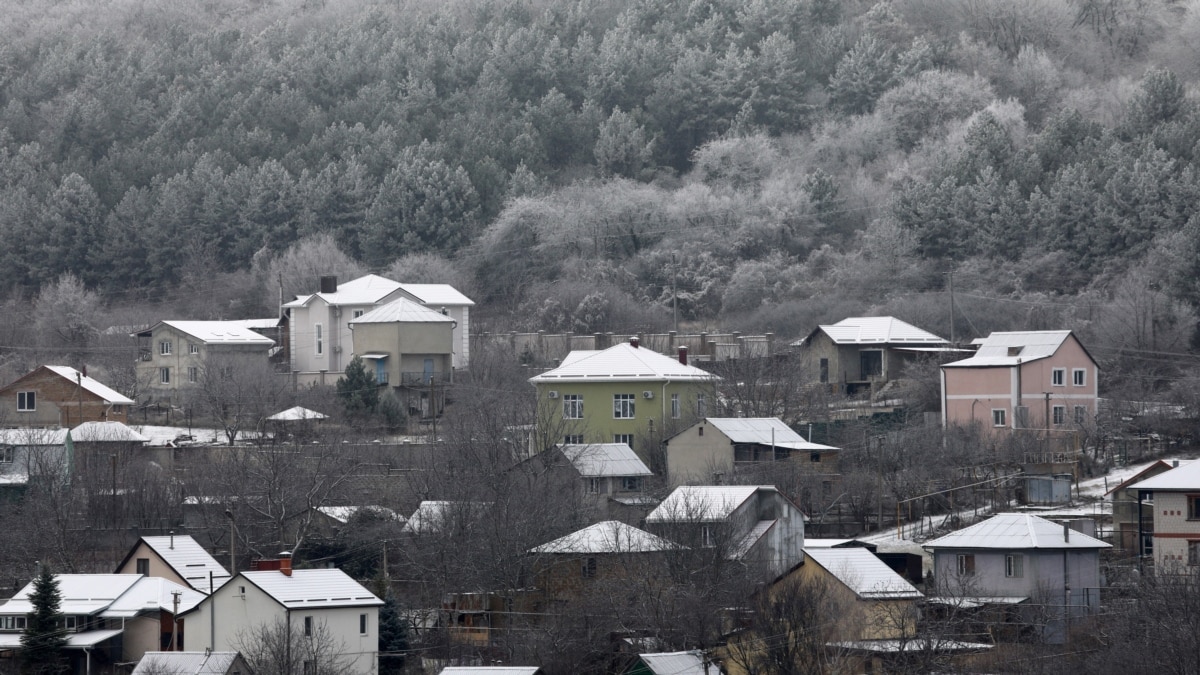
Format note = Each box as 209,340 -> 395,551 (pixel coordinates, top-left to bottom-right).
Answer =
400,371 -> 452,386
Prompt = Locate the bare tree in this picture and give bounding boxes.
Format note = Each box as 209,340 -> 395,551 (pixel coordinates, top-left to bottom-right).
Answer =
190,352 -> 288,445
236,616 -> 352,675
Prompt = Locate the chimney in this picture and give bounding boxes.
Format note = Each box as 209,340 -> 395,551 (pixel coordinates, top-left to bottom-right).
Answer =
319,275 -> 338,294
630,337 -> 640,348
81,365 -> 87,378
169,530 -> 174,550
1063,522 -> 1070,543
280,551 -> 293,576
1175,460 -> 1181,467
678,346 -> 688,365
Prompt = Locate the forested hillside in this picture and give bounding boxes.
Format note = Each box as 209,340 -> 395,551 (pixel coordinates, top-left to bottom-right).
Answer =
4,0 -> 1200,398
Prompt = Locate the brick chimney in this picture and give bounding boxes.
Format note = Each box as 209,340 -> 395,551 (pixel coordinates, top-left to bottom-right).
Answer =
678,346 -> 688,365
280,551 -> 293,577
250,551 -> 293,576
630,337 -> 640,348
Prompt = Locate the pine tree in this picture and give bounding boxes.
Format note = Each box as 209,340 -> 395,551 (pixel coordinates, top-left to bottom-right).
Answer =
377,590 -> 408,675
336,356 -> 380,419
20,565 -> 67,675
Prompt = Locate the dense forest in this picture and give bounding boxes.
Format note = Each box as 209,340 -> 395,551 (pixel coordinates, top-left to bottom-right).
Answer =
4,0 -> 1200,399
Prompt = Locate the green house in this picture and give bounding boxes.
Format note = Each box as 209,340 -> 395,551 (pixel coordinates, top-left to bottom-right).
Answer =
529,339 -> 719,470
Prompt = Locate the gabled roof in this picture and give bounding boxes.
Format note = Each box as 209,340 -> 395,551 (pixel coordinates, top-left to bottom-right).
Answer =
1130,459 -> 1200,491
71,421 -> 149,443
942,331 -> 1089,368
132,651 -> 242,675
4,366 -> 135,405
403,501 -> 488,534
636,651 -> 711,675
703,418 -> 839,451
923,513 -> 1110,551
239,569 -> 382,609
282,274 -> 402,308
730,519 -> 776,560
796,317 -> 948,347
529,343 -> 718,384
267,406 -> 328,421
804,548 -> 922,599
116,535 -> 231,593
2,575 -> 142,616
149,321 -> 275,346
350,297 -> 457,325
397,283 -> 475,306
317,505 -> 403,524
1105,460 -> 1187,496
559,443 -> 652,477
646,485 -> 765,523
102,577 -> 206,617
530,520 -> 678,554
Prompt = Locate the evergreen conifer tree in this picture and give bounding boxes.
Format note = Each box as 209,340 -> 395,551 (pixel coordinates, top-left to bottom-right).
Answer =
336,355 -> 380,418
377,590 -> 408,674
20,564 -> 67,675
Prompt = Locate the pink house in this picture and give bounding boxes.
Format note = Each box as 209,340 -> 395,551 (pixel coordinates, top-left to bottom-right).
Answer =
940,331 -> 1098,437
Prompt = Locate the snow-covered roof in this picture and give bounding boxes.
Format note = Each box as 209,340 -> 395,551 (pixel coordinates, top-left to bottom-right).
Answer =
529,343 -> 718,384
829,639 -> 993,653
704,418 -> 838,450
134,535 -> 231,592
351,297 -> 457,325
438,668 -> 541,675
71,421 -> 148,443
805,548 -> 922,600
530,521 -> 678,554
0,428 -> 68,445
637,651 -> 711,675
102,577 -> 206,617
39,366 -> 134,404
240,569 -> 382,609
403,501 -> 487,534
398,283 -> 475,307
1105,459 -> 1186,495
267,406 -> 328,421
317,505 -> 403,524
3,575 -> 142,616
942,331 -> 1078,368
646,486 -> 765,523
133,652 -> 242,675
924,513 -> 1110,551
282,274 -> 402,308
797,317 -> 947,346
0,629 -> 124,649
1130,459 -> 1200,491
155,321 -> 275,345
228,318 -> 280,330
559,443 -> 652,477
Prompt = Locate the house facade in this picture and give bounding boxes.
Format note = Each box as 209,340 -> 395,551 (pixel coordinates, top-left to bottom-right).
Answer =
663,417 -> 839,487
0,365 -> 133,427
1128,460 -> 1200,572
941,331 -> 1099,443
1106,459 -> 1182,555
528,339 -> 719,469
115,534 -> 232,593
524,443 -> 654,520
393,283 -> 474,369
349,298 -> 457,420
793,317 -> 950,396
528,520 -> 676,604
136,321 -> 276,403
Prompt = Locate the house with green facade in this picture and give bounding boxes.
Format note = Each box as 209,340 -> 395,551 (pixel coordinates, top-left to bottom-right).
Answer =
528,339 -> 719,469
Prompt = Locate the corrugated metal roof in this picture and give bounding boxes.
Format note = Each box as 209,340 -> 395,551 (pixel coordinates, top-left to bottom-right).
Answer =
805,317 -> 948,346
923,513 -> 1110,550
0,630 -> 124,649
241,569 -> 382,608
530,521 -> 678,554
158,321 -> 275,345
638,651 -> 711,675
42,366 -> 135,404
646,486 -> 766,523
1130,459 -> 1200,491
282,274 -> 402,308
398,283 -> 475,306
529,343 -> 718,384
560,444 -> 652,477
805,548 -> 922,599
351,297 -> 457,324
705,418 -> 839,450
943,331 -> 1074,368
102,577 -> 205,617
228,318 -> 280,329
141,535 -> 231,592
4,575 -> 142,615
132,651 -> 241,674
71,421 -> 148,442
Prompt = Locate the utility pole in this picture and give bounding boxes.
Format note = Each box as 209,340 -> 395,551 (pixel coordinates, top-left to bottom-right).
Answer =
672,253 -> 678,334
170,590 -> 182,650
946,270 -> 955,345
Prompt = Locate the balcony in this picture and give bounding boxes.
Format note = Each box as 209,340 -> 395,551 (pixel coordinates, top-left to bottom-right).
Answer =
400,371 -> 452,386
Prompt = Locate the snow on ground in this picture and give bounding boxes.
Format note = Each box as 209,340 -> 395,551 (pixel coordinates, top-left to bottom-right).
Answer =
130,425 -> 261,445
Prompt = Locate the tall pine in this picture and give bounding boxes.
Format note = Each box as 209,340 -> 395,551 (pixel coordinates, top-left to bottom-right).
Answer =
20,564 -> 67,675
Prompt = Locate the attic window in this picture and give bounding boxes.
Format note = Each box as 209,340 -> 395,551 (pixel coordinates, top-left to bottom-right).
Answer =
1007,346 -> 1023,357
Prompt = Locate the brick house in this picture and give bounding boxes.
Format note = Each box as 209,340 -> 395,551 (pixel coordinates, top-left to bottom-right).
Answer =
0,365 -> 133,427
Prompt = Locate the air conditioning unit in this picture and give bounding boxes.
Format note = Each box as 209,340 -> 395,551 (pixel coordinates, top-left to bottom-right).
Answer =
547,391 -> 559,399
642,391 -> 654,399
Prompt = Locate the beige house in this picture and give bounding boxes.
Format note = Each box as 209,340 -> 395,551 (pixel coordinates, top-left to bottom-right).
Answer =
664,417 -> 838,487
793,317 -> 949,396
349,297 -> 456,420
0,365 -> 133,427
1129,460 -> 1200,572
115,534 -> 232,593
136,321 -> 275,403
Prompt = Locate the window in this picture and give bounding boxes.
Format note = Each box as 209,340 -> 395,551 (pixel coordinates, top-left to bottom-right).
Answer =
1188,496 -> 1200,520
64,616 -> 77,631
614,434 -> 634,448
0,447 -> 12,464
314,323 -> 323,356
1005,554 -> 1024,578
587,478 -> 601,494
810,452 -> 822,463
563,394 -> 583,420
1190,542 -> 1200,566
701,525 -> 715,548
671,393 -> 680,419
992,409 -> 1006,427
353,309 -> 364,319
1052,368 -> 1065,386
17,392 -> 34,412
1075,406 -> 1088,425
564,434 -> 584,444
159,340 -> 172,355
159,367 -> 170,384
956,554 -> 975,576
303,616 -> 314,637
582,557 -> 597,578
1052,406 -> 1065,426
696,394 -> 707,417
359,613 -> 368,636
819,357 -> 829,384
621,477 -> 643,492
860,351 -> 883,378
613,394 -> 635,419
187,367 -> 198,383
1073,368 -> 1086,386
136,558 -> 149,576
188,343 -> 198,355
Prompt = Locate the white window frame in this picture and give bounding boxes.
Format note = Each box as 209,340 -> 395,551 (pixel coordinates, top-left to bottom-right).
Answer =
562,394 -> 583,420
621,476 -> 642,492
0,447 -> 13,464
188,343 -> 199,355
614,434 -> 633,448
159,340 -> 172,356
1074,405 -> 1088,425
587,477 -> 601,494
564,434 -> 584,444
701,525 -> 715,548
1072,368 -> 1086,386
359,613 -> 368,636
1052,405 -> 1066,426
314,323 -> 323,356
187,366 -> 198,384
696,394 -> 707,417
613,394 -> 635,419
1005,554 -> 1024,578
1052,368 -> 1065,386
159,367 -> 170,385
956,553 -> 975,576
17,391 -> 35,412
671,393 -> 680,419
992,409 -> 1006,427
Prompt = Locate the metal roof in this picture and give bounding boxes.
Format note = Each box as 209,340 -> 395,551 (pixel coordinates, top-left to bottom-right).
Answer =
102,577 -> 205,617
560,443 -> 652,477
156,321 -> 275,345
804,548 -> 922,600
317,505 -> 403,524
397,283 -> 475,306
132,652 -> 242,674
351,297 -> 457,325
41,366 -> 134,404
705,418 -> 838,450
282,274 -> 402,308
729,519 -> 776,560
646,486 -> 766,523
923,513 -> 1110,550
638,651 -> 711,675
240,569 -> 382,609
529,343 -> 718,384
402,501 -> 488,534
438,668 -> 541,675
138,535 -> 231,592
3,575 -> 142,615
799,317 -> 948,346
942,330 -> 1076,368
71,421 -> 148,442
1130,459 -> 1200,491
530,520 -> 678,554
0,629 -> 123,649
267,406 -> 328,421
